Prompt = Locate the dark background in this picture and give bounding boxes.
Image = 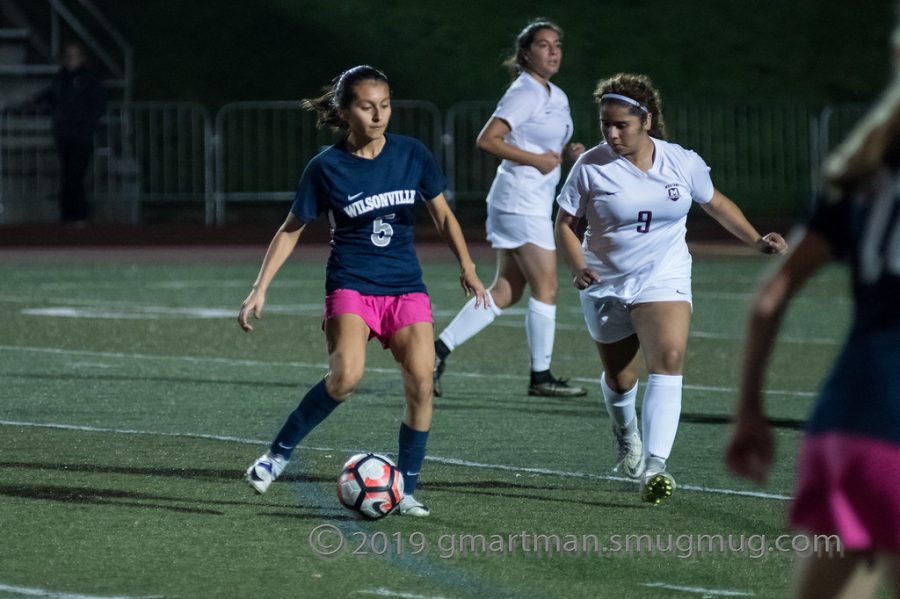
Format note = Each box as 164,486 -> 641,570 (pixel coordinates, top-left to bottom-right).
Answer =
96,0 -> 895,109
2,0 -> 895,241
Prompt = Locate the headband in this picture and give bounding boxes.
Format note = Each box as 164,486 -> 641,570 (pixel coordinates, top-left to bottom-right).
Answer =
600,93 -> 649,113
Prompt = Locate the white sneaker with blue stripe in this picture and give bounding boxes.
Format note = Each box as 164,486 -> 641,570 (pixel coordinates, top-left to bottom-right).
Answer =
245,451 -> 288,494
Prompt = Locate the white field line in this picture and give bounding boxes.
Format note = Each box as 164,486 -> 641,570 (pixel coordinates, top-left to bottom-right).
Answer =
0,419 -> 792,502
355,589 -> 448,599
8,296 -> 845,345
644,581 -> 754,597
2,273 -> 850,302
0,582 -> 162,599
29,280 -> 308,291
13,304 -> 847,346
0,344 -> 816,399
1,288 -> 846,346
0,294 -> 323,313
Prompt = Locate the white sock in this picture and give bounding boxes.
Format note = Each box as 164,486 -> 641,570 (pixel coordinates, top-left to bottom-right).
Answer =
641,374 -> 683,462
438,292 -> 502,351
600,373 -> 638,435
525,297 -> 555,372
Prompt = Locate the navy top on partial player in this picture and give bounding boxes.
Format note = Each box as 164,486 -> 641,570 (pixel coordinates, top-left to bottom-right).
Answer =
556,138 -> 715,301
809,169 -> 900,331
291,133 -> 445,295
804,170 -> 900,444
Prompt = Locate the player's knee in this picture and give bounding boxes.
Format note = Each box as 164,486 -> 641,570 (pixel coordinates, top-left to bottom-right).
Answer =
536,286 -> 558,304
606,371 -> 638,392
491,281 -> 517,308
409,379 -> 434,406
651,348 -> 684,374
531,277 -> 558,304
326,365 -> 364,399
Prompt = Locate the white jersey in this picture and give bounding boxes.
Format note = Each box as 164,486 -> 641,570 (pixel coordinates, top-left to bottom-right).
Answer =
556,138 -> 715,302
485,72 -> 574,217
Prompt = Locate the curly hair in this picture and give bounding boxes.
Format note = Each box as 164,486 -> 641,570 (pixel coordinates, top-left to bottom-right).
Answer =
593,73 -> 667,140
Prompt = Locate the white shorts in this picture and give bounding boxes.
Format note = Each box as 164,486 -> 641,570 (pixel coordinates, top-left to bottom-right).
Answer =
579,278 -> 693,344
485,209 -> 555,251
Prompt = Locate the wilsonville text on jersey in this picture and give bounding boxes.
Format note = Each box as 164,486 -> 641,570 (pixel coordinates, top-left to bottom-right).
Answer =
343,189 -> 418,218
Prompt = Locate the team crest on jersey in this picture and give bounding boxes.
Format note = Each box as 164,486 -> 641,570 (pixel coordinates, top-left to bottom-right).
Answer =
665,184 -> 681,201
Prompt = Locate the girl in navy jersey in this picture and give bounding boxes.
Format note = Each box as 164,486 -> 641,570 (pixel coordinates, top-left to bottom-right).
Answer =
433,19 -> 587,398
727,73 -> 900,597
238,65 -> 488,517
555,73 -> 788,504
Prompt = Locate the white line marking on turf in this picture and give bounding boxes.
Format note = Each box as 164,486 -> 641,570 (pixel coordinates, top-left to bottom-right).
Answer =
19,304 -> 325,320
0,345 -> 818,399
356,589 -> 448,599
0,583 -> 162,599
0,420 -> 792,502
7,295 -> 843,345
644,582 -> 753,597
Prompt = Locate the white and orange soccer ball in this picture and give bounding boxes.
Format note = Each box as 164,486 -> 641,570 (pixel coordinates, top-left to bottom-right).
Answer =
337,453 -> 404,520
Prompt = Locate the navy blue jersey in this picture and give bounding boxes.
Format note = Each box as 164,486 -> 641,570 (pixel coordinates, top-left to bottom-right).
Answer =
806,169 -> 900,443
291,133 -> 445,295
808,170 -> 900,331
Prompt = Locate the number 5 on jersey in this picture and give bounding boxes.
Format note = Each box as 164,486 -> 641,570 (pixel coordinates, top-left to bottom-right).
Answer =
371,216 -> 394,247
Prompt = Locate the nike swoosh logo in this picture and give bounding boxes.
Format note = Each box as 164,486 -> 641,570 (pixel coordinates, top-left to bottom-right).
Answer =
277,442 -> 293,449
405,471 -> 420,477
675,290 -> 687,295
348,192 -> 364,201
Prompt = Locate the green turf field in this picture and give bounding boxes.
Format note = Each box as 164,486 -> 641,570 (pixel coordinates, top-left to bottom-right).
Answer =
0,248 -> 880,598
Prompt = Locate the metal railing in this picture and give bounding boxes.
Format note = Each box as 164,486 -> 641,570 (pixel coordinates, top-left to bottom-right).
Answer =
0,107 -> 57,222
0,100 -> 878,225
93,102 -> 212,224
213,99 -> 441,225
445,101 -> 820,217
667,102 -> 818,215
813,103 -> 871,200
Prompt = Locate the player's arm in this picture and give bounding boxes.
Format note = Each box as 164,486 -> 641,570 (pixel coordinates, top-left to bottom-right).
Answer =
725,229 -> 832,483
476,117 -> 560,175
700,189 -> 789,254
425,193 -> 489,307
238,213 -> 306,332
555,208 -> 600,290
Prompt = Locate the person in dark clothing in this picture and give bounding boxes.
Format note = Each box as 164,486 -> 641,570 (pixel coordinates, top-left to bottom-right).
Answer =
34,43 -> 106,224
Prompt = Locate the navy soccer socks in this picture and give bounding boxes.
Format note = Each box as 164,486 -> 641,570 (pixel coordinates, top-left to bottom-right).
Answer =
397,422 -> 429,495
269,379 -> 341,460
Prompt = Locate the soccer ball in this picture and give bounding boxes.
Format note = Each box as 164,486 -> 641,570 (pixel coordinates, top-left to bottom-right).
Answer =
337,453 -> 404,520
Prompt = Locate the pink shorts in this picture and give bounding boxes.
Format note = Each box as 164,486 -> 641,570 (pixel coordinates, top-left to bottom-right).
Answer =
790,432 -> 900,552
324,289 -> 433,348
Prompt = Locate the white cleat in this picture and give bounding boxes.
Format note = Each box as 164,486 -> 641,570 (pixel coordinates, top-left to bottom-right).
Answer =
612,429 -> 645,479
398,495 -> 430,517
244,451 -> 288,494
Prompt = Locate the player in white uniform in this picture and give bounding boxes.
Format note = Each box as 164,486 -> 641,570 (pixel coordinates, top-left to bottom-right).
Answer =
434,19 -> 587,398
555,73 -> 788,504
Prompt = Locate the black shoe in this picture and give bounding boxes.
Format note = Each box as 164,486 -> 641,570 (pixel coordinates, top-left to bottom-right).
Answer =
433,352 -> 447,397
528,373 -> 587,397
